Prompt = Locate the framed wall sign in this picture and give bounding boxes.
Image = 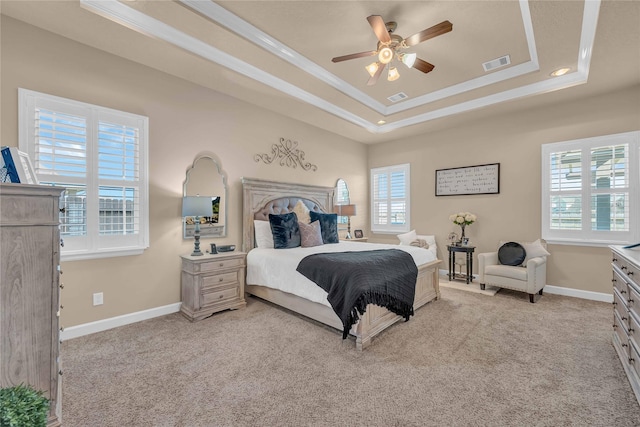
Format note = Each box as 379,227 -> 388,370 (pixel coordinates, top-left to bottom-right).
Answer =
435,163 -> 500,196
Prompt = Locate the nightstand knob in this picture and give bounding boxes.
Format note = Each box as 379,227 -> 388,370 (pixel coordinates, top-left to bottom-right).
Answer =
219,277 -> 223,282
219,263 -> 225,267
59,370 -> 63,376
219,294 -> 224,299
621,290 -> 627,294
60,283 -> 64,289
629,271 -> 635,276
622,266 -> 628,271
630,328 -> 635,333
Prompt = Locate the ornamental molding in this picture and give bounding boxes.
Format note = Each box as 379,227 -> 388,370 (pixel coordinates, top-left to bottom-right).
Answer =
254,137 -> 317,172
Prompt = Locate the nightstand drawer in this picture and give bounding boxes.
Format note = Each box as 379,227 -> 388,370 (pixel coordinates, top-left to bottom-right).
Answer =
202,271 -> 238,288
199,257 -> 244,273
201,286 -> 239,306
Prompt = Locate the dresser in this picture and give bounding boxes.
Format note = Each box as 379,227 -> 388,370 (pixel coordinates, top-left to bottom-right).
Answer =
611,245 -> 640,405
180,251 -> 247,321
0,183 -> 64,426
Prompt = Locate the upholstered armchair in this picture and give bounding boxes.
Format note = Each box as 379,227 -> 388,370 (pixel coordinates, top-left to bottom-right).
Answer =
477,240 -> 549,303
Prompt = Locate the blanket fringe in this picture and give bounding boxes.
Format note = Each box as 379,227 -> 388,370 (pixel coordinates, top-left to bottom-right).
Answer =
342,291 -> 414,339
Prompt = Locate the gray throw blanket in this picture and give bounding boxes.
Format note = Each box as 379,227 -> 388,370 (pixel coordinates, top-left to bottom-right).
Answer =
296,249 -> 418,339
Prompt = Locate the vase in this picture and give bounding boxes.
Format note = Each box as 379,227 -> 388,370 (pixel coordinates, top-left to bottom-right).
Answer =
459,224 -> 466,243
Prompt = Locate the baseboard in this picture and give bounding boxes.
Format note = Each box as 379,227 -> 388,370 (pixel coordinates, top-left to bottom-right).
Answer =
438,269 -> 612,303
61,302 -> 182,341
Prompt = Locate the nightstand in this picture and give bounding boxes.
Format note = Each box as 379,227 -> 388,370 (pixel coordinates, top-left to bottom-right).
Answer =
447,245 -> 475,284
341,237 -> 369,242
180,251 -> 246,321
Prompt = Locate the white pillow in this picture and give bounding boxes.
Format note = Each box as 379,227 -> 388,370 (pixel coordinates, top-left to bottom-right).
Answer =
254,220 -> 274,248
397,230 -> 417,245
292,200 -> 311,224
522,239 -> 550,264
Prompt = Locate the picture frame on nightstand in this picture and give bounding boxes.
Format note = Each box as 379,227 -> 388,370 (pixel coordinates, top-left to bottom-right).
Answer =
354,229 -> 363,238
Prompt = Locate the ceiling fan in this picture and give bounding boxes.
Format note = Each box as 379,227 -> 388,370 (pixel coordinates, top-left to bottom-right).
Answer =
332,15 -> 453,86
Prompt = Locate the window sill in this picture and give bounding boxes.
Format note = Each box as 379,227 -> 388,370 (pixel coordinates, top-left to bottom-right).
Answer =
61,247 -> 146,262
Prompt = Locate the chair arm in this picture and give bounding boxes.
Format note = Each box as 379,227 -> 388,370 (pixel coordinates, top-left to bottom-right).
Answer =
525,256 -> 547,292
478,252 -> 499,283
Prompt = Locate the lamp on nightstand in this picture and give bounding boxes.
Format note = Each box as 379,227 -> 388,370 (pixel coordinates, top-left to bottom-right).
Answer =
333,204 -> 356,239
182,196 -> 212,256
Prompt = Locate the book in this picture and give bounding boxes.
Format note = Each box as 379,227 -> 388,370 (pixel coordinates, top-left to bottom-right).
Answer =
0,146 -> 38,184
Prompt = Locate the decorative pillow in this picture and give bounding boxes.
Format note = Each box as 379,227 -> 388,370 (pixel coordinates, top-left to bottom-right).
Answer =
410,239 -> 429,249
397,230 -> 417,245
254,220 -> 274,249
522,239 -> 551,264
299,220 -> 324,248
268,212 -> 301,249
498,242 -> 527,266
292,200 -> 311,224
309,211 -> 339,244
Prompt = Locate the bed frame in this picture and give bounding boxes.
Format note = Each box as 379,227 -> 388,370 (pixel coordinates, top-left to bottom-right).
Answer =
242,178 -> 441,350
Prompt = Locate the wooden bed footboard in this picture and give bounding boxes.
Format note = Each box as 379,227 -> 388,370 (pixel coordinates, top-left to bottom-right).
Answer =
246,258 -> 441,350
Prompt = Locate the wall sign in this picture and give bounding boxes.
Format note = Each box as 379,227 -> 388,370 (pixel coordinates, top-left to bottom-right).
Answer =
435,163 -> 500,196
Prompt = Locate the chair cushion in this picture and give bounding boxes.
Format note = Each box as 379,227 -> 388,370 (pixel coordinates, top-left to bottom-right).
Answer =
498,242 -> 526,266
485,264 -> 528,281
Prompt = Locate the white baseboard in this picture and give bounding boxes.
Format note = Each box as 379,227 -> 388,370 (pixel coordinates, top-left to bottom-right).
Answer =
61,302 -> 182,341
438,269 -> 612,303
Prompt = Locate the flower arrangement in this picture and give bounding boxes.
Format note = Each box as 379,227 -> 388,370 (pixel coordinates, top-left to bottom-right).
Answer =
449,212 -> 477,227
449,212 -> 477,240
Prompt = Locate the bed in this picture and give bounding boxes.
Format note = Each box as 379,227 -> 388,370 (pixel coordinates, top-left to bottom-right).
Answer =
242,178 -> 441,350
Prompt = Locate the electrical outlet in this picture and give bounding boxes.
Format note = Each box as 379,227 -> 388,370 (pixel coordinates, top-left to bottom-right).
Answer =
93,292 -> 103,306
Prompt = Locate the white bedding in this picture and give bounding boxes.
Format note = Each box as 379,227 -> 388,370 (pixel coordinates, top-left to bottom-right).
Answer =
246,241 -> 437,308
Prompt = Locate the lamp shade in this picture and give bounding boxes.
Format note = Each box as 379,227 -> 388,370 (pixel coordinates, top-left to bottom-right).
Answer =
182,196 -> 212,217
333,204 -> 356,217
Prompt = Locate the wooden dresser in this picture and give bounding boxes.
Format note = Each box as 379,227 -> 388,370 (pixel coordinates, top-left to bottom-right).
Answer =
0,183 -> 64,426
180,251 -> 246,321
611,245 -> 640,405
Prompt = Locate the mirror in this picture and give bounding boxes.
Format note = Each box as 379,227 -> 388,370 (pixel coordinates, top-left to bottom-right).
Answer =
335,178 -> 350,228
183,153 -> 227,239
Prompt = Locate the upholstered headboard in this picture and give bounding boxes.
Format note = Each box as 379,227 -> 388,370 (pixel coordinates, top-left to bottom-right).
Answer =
242,178 -> 335,252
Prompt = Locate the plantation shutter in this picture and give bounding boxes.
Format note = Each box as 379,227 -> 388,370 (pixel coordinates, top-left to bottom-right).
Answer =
371,164 -> 410,233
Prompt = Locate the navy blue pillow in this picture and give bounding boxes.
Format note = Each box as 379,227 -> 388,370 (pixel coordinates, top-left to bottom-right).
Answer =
268,212 -> 301,249
309,211 -> 339,244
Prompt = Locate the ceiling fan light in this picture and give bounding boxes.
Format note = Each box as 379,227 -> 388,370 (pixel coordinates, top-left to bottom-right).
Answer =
400,53 -> 417,68
387,67 -> 400,81
365,62 -> 379,77
378,47 -> 394,64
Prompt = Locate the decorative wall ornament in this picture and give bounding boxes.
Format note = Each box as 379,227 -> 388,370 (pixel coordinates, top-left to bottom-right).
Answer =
254,137 -> 317,171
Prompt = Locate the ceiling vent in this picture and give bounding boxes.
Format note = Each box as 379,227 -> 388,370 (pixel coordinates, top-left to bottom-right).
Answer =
482,55 -> 511,72
387,92 -> 408,103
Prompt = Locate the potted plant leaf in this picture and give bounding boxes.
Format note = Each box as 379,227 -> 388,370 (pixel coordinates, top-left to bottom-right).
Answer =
0,384 -> 49,427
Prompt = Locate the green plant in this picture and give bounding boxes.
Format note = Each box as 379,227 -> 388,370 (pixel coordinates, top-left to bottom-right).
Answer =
0,384 -> 49,427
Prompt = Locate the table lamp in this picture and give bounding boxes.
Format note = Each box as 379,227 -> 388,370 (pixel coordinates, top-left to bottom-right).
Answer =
182,196 -> 212,256
333,204 -> 356,239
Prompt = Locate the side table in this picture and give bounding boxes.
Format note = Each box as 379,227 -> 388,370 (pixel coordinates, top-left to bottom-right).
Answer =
447,245 -> 476,284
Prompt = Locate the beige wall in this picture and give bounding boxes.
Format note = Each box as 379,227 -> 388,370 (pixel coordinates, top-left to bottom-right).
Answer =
1,17 -> 368,327
368,85 -> 640,294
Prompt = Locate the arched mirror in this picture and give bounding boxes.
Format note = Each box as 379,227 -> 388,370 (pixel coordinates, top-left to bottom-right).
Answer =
334,178 -> 355,237
183,153 -> 227,239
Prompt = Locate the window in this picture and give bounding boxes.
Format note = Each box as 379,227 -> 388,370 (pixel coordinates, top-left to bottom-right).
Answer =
335,179 -> 349,224
19,89 -> 149,260
371,163 -> 410,234
542,131 -> 639,246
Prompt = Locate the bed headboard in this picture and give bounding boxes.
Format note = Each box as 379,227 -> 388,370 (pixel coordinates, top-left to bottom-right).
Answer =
242,178 -> 335,252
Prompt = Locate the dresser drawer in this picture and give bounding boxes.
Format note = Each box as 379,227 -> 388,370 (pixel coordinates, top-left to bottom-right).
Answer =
613,252 -> 640,284
201,285 -> 239,306
614,309 -> 630,350
628,283 -> 640,316
629,311 -> 640,349
202,271 -> 238,288
613,269 -> 630,299
614,288 -> 629,321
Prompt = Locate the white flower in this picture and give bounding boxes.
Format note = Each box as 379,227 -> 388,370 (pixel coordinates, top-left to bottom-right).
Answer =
450,211 -> 477,226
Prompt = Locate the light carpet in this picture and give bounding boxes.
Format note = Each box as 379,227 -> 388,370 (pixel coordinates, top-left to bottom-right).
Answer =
61,286 -> 640,426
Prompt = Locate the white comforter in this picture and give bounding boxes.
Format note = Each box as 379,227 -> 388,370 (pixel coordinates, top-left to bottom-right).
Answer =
246,241 -> 437,307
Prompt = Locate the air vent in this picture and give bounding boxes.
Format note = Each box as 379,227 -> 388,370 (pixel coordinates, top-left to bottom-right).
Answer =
387,92 -> 408,103
482,55 -> 511,72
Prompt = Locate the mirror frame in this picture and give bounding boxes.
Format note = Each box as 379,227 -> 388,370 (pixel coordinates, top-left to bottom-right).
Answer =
183,153 -> 228,239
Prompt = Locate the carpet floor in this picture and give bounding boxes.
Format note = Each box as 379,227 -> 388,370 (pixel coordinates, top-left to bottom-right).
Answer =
61,286 -> 640,426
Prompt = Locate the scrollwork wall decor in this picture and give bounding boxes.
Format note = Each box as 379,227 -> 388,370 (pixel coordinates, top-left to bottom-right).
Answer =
254,137 -> 318,171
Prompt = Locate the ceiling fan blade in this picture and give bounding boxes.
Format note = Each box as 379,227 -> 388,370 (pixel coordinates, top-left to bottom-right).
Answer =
367,15 -> 391,44
413,58 -> 435,73
367,62 -> 385,86
332,51 -> 377,63
403,20 -> 453,47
